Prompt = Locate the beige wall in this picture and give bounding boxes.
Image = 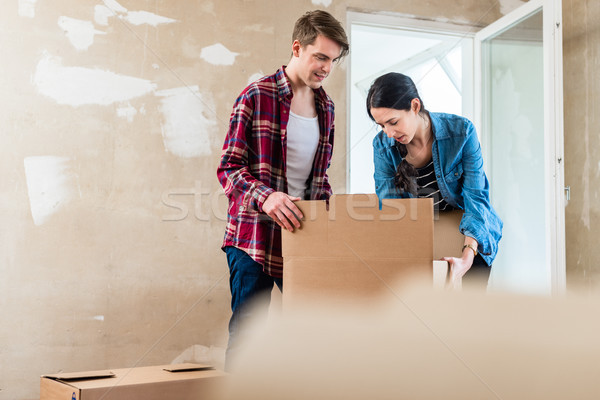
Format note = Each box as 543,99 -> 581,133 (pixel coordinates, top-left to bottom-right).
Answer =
563,0 -> 600,290
1,1 -> 518,399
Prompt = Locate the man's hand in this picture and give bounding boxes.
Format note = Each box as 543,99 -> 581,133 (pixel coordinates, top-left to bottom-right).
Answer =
262,192 -> 303,231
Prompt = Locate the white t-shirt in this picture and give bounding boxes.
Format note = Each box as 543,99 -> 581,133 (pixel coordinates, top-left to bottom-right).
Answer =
286,111 -> 320,198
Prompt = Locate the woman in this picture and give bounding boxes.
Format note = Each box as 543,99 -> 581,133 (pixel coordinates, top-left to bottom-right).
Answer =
366,72 -> 502,285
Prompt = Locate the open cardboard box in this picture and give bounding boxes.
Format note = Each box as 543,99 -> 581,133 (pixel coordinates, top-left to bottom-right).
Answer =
433,206 -> 465,288
281,194 -> 465,307
40,363 -> 227,400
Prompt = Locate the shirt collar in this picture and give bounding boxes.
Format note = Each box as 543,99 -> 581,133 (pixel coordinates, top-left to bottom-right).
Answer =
276,66 -> 293,101
428,112 -> 446,139
276,66 -> 328,108
384,135 -> 396,148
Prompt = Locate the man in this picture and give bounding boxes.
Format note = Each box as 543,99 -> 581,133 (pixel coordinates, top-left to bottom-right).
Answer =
217,10 -> 348,370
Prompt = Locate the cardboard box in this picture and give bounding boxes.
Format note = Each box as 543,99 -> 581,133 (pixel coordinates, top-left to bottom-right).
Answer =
225,289 -> 600,400
281,194 -> 434,307
281,195 -> 467,306
434,209 -> 465,260
40,363 -> 227,400
433,209 -> 465,288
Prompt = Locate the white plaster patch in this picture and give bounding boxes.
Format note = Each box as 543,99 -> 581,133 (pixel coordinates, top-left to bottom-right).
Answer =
92,315 -> 105,321
32,52 -> 157,107
116,102 -> 137,122
200,43 -> 239,66
311,0 -> 333,6
102,0 -> 128,14
248,72 -> 264,85
18,0 -> 37,18
155,86 -> 216,158
498,0 -> 527,15
58,16 -> 106,51
24,156 -> 79,226
124,10 -> 177,26
94,5 -> 114,26
98,0 -> 177,27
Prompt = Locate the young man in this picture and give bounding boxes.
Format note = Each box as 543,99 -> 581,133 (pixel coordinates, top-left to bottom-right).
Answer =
217,10 -> 348,369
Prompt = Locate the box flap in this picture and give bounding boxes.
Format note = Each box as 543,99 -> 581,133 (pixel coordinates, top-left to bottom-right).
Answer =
163,363 -> 214,372
42,370 -> 115,381
282,194 -> 433,260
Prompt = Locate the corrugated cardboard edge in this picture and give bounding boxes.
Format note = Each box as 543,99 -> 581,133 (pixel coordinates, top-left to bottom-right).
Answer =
40,376 -> 82,400
42,370 -> 115,381
433,260 -> 449,290
163,363 -> 215,372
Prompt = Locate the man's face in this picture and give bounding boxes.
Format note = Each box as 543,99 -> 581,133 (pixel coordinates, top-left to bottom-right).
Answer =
293,35 -> 342,90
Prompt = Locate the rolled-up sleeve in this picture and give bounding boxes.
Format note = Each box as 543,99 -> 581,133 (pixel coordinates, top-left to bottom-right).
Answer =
458,121 -> 503,265
217,92 -> 275,213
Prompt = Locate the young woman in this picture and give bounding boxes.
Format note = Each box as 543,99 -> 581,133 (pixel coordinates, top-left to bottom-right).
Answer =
366,72 -> 502,285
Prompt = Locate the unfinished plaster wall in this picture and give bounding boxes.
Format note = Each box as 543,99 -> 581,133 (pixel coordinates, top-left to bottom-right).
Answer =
0,1 -> 511,399
563,0 -> 600,289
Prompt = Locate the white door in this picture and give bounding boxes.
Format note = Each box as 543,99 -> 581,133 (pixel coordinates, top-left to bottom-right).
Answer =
474,0 -> 565,294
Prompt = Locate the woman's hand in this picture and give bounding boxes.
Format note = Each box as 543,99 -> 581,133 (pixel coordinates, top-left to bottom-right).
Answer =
442,255 -> 474,288
442,239 -> 478,288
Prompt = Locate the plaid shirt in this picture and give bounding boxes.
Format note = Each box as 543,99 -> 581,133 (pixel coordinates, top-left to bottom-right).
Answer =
217,66 -> 335,278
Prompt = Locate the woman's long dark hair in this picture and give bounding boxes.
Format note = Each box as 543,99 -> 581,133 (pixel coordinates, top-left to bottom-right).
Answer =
366,72 -> 427,196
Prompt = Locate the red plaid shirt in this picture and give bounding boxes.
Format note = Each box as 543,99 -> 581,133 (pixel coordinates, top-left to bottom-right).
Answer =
217,66 -> 335,278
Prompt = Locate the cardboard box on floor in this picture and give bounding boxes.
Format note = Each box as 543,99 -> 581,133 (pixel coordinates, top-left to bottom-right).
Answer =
40,363 -> 227,400
281,194 -> 465,307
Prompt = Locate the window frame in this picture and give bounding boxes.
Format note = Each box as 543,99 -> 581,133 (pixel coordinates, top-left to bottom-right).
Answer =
346,11 -> 478,193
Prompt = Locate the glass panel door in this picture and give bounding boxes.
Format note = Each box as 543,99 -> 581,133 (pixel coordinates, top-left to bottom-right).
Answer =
476,0 -> 565,294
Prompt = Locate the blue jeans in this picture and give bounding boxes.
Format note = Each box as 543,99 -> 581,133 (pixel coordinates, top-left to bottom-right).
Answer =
224,246 -> 282,371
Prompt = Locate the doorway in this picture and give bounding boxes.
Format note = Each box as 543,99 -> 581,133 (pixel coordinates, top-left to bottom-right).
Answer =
347,0 -> 565,294
347,12 -> 474,195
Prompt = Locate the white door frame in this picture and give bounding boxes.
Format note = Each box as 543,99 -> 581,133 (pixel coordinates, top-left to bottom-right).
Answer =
346,11 -> 476,193
473,0 -> 565,293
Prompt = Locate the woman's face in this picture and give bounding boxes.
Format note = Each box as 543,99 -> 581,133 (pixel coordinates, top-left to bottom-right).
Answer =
370,100 -> 420,145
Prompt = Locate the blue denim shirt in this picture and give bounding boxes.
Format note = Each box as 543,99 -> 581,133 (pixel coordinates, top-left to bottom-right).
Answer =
373,112 -> 503,266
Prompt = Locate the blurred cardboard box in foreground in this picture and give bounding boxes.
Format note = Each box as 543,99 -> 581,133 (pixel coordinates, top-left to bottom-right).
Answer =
227,288 -> 600,400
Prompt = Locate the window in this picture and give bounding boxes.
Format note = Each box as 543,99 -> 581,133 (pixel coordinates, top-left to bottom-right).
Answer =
347,12 -> 474,193
347,1 -> 566,294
